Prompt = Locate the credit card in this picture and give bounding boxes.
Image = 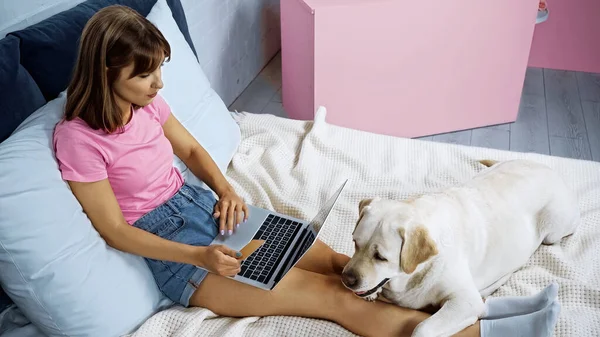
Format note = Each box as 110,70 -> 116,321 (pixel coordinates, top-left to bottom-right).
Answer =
237,239 -> 265,260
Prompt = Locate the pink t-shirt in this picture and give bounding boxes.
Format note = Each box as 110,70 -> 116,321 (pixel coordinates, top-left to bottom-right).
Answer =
53,94 -> 184,224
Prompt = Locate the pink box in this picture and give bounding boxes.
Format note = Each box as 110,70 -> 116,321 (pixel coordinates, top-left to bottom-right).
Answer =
281,0 -> 540,138
528,0 -> 600,73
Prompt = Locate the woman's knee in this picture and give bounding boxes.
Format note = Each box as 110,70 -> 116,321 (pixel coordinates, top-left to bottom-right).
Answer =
332,253 -> 351,273
272,269 -> 352,318
190,273 -> 280,317
313,273 -> 359,310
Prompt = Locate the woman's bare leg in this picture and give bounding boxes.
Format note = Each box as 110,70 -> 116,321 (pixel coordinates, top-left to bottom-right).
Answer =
190,267 -> 480,337
294,239 -> 351,276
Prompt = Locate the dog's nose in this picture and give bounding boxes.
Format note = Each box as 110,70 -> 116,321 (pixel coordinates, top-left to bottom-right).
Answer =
341,271 -> 358,288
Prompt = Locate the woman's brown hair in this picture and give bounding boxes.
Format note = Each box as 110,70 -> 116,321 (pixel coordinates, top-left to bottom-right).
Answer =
64,5 -> 171,133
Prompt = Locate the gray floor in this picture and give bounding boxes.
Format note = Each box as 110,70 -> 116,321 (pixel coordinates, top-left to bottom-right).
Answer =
229,51 -> 600,162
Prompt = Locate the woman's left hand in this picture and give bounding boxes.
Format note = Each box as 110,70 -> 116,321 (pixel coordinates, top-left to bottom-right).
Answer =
213,189 -> 249,236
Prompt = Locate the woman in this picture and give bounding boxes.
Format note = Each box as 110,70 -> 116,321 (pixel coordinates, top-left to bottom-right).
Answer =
53,5 -> 561,337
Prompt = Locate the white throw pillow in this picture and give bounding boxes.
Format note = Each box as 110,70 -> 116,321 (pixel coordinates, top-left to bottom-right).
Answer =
0,1 -> 241,337
148,0 -> 241,185
0,95 -> 170,337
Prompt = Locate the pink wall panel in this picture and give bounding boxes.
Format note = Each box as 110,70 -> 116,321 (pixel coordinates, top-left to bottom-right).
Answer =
528,0 -> 600,73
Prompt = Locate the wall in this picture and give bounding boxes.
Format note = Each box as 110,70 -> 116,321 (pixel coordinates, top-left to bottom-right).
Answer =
0,0 -> 281,107
0,0 -> 86,37
182,0 -> 281,106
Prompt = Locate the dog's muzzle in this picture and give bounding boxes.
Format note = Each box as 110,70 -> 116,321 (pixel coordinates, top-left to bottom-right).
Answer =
355,278 -> 390,298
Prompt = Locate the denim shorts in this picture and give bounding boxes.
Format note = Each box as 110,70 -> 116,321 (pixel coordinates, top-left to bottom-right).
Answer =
133,183 -> 220,307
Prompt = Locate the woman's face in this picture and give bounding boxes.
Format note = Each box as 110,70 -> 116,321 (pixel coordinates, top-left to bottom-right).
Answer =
112,62 -> 163,109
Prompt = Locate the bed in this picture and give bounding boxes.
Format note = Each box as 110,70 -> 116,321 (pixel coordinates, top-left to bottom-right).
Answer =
128,110 -> 600,337
1,1 -> 599,337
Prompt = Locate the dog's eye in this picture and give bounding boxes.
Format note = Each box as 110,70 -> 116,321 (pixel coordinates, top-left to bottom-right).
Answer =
374,252 -> 387,262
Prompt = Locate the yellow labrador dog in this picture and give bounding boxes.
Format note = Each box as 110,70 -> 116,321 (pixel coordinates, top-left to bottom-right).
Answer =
341,159 -> 579,337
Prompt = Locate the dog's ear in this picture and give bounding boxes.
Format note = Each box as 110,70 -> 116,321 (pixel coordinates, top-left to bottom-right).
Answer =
399,226 -> 438,274
353,199 -> 373,234
354,198 -> 378,234
359,197 -> 381,215
358,198 -> 374,214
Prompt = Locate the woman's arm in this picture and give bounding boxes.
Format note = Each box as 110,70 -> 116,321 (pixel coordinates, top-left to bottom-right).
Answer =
162,114 -> 248,234
68,179 -> 241,276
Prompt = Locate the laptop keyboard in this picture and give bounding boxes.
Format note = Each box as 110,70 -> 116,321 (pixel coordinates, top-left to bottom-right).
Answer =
238,214 -> 302,284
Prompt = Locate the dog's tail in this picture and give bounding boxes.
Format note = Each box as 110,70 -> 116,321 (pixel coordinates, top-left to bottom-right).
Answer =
478,159 -> 499,167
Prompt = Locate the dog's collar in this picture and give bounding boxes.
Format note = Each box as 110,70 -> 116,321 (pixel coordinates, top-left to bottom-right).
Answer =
356,278 -> 390,298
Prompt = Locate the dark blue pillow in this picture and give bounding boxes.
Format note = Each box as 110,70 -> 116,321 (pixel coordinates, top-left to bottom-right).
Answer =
8,0 -> 197,102
0,286 -> 13,313
0,35 -> 46,143
165,0 -> 197,57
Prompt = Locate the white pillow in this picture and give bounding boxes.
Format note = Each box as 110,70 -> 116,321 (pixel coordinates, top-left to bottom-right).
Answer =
0,1 -> 241,336
0,95 -> 169,337
149,0 -> 241,185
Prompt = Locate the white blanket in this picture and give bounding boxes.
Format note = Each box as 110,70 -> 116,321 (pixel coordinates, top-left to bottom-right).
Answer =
131,109 -> 600,337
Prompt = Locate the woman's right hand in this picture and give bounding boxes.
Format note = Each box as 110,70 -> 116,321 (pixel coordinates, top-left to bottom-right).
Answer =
197,245 -> 242,277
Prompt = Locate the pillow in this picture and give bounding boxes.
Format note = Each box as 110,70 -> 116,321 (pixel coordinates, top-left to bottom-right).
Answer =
0,35 -> 46,143
164,0 -> 198,58
0,305 -> 46,337
147,0 -> 241,186
8,0 -> 197,102
0,287 -> 12,314
0,94 -> 171,337
0,1 -> 240,337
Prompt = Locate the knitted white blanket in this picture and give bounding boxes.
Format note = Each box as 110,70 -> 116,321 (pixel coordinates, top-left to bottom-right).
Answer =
131,108 -> 600,337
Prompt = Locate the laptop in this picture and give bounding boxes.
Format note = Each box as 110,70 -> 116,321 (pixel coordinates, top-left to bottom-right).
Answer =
209,179 -> 348,290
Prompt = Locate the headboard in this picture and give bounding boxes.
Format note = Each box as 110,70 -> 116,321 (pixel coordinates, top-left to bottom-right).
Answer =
0,0 -> 196,143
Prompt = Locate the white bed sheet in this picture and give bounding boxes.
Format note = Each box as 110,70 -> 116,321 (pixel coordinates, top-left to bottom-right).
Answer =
130,109 -> 600,337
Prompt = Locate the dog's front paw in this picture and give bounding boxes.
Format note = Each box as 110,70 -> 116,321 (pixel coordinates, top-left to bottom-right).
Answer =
411,322 -> 437,337
361,287 -> 382,302
412,321 -> 459,337
363,292 -> 379,302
